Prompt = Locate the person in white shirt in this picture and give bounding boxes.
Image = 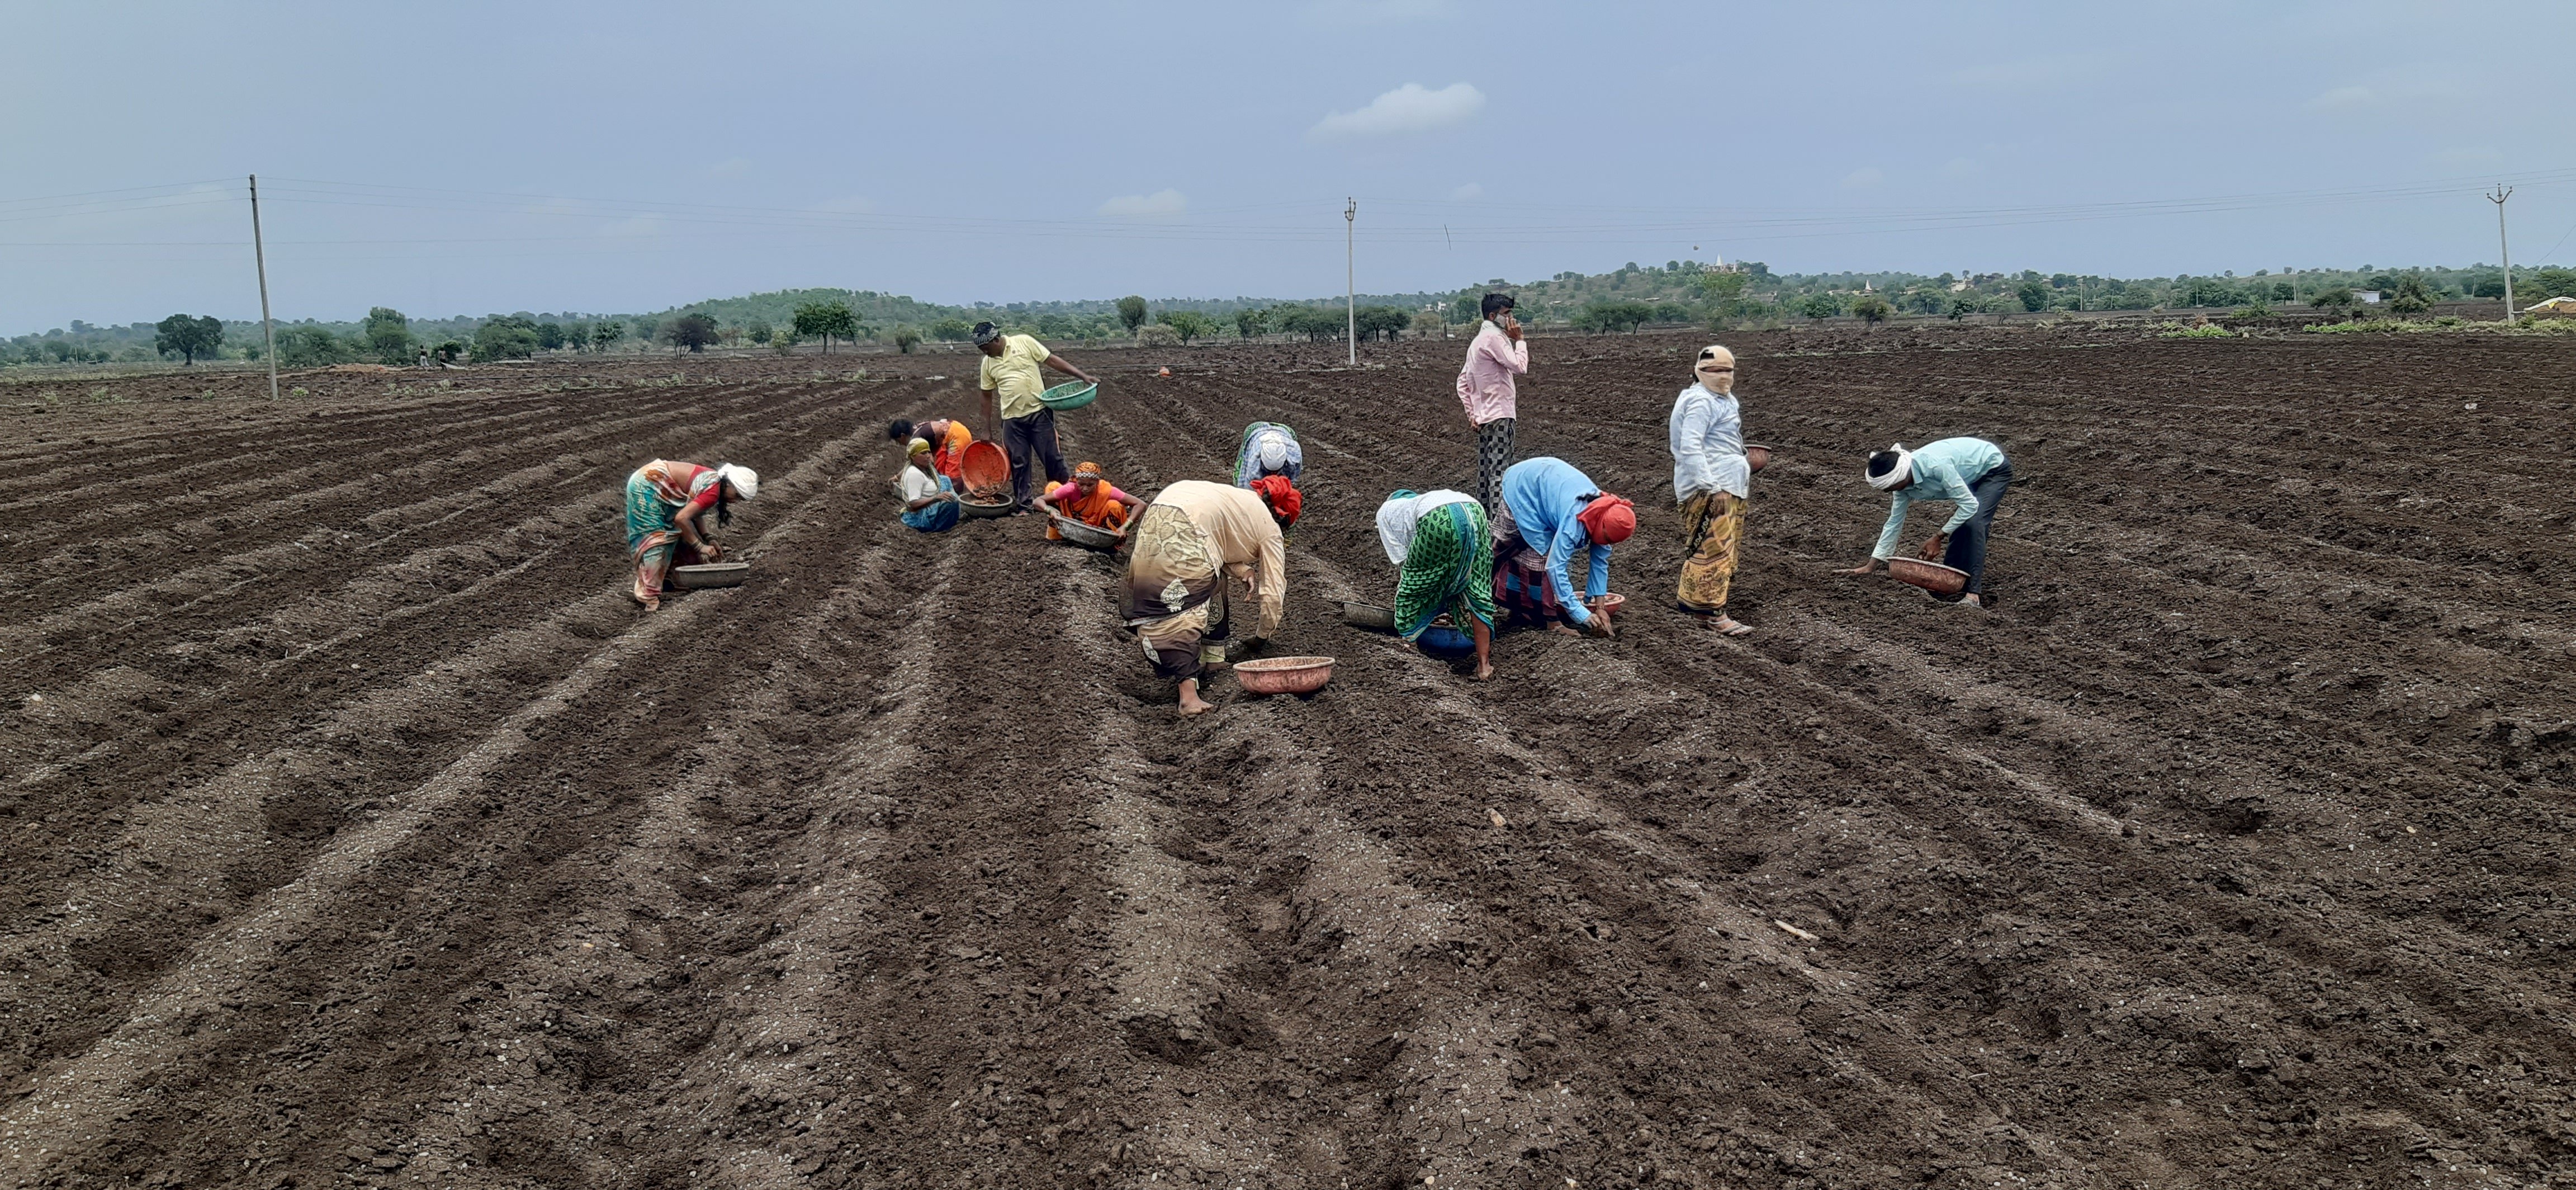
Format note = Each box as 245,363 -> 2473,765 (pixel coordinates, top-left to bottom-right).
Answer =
1668,344 -> 1754,635
896,438 -> 960,533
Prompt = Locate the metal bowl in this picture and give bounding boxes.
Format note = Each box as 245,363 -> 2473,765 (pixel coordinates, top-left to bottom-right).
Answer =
1339,601 -> 1396,631
1886,558 -> 1969,596
670,561 -> 750,590
1745,443 -> 1773,473
958,495 -> 1016,520
1052,515 -> 1121,550
1233,655 -> 1336,696
1587,592 -> 1627,616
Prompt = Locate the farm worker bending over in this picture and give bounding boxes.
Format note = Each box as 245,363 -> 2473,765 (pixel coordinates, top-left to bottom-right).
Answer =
888,417 -> 973,483
1120,479 -> 1291,717
1669,344 -> 1755,636
1035,461 -> 1143,541
1456,292 -> 1528,514
974,321 -> 1099,514
1493,456 -> 1631,639
897,438 -> 961,533
1840,436 -> 2012,607
1376,489 -> 1497,681
623,459 -> 758,612
1234,422 -> 1304,487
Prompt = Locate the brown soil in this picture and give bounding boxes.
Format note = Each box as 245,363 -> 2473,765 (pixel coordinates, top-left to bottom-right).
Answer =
4,330 -> 2573,1190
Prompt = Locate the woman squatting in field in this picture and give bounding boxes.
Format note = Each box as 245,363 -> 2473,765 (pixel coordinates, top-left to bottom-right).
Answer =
1120,479 -> 1294,717
1376,489 -> 1498,681
1669,344 -> 1756,636
623,459 -> 757,611
1842,436 -> 2012,607
1035,461 -> 1143,542
897,438 -> 962,533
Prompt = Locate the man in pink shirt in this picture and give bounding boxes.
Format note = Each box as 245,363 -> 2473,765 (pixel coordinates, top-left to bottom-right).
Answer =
1455,292 -> 1530,513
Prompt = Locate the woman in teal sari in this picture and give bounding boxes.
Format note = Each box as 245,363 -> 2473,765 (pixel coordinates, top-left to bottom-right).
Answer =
1375,489 -> 1497,680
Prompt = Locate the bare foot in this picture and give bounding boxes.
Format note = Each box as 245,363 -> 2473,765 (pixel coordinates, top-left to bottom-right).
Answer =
1710,615 -> 1754,636
638,596 -> 661,612
1473,662 -> 1494,681
1177,679 -> 1213,716
1547,622 -> 1581,638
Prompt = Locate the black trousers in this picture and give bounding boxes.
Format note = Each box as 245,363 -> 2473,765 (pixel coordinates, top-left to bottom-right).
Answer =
1004,409 -> 1069,508
1940,461 -> 2012,596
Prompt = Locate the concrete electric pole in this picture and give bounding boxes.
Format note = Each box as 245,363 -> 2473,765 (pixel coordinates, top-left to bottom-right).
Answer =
2489,185 -> 2515,321
1344,198 -> 1358,366
250,174 -> 279,400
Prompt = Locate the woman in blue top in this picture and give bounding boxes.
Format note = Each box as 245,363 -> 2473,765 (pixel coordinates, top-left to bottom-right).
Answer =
1841,437 -> 2011,607
1494,456 -> 1634,638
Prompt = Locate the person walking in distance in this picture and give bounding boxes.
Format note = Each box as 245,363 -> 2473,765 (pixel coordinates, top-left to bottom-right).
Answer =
974,320 -> 1100,514
1456,292 -> 1528,514
1670,344 -> 1755,635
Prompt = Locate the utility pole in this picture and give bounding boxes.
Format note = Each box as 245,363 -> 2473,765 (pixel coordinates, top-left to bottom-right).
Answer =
2489,184 -> 2515,321
249,174 -> 278,399
1344,198 -> 1357,366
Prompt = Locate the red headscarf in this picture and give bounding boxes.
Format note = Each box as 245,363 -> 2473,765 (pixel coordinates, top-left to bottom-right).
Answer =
1249,475 -> 1303,527
1576,493 -> 1634,545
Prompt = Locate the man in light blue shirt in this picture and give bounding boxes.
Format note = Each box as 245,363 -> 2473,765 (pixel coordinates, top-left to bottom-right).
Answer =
1841,436 -> 2012,607
1497,456 -> 1634,636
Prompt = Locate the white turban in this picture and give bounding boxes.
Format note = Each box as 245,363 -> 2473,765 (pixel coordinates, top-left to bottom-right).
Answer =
1865,445 -> 1911,491
1257,434 -> 1289,473
715,462 -> 760,500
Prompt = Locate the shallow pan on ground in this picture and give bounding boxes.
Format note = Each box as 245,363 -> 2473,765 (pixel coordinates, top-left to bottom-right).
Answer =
1886,558 -> 1969,595
959,497 -> 1015,520
670,562 -> 750,590
1233,656 -> 1336,696
1052,516 -> 1121,550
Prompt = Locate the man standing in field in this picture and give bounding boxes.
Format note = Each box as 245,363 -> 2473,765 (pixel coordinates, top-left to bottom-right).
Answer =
975,321 -> 1101,513
1456,292 -> 1529,514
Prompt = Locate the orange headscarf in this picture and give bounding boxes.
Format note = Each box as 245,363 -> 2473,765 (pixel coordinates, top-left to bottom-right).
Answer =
1249,475 -> 1302,527
1576,493 -> 1634,545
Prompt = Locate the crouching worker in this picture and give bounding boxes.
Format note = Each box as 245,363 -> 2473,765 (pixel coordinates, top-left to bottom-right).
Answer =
1036,461 -> 1143,541
1493,456 -> 1631,638
1120,479 -> 1288,717
1840,436 -> 2011,607
624,459 -> 757,611
888,417 -> 973,483
1234,422 -> 1304,487
897,438 -> 960,533
1376,489 -> 1497,680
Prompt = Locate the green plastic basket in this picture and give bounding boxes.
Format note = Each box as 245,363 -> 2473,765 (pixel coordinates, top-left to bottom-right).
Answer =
1038,381 -> 1097,411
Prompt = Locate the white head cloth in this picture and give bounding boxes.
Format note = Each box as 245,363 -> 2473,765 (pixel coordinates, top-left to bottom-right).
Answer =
1865,444 -> 1912,491
715,463 -> 760,500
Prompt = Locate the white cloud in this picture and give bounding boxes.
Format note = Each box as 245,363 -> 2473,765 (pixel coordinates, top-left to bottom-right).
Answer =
2307,85 -> 2375,111
1097,188 -> 1188,217
1450,182 -> 1484,201
1308,82 -> 1485,141
1841,167 -> 1884,189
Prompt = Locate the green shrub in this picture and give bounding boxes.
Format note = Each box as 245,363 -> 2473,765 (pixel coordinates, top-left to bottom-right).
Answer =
2160,323 -> 2233,339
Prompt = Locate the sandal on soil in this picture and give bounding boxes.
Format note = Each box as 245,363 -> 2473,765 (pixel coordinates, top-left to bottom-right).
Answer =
1710,616 -> 1755,636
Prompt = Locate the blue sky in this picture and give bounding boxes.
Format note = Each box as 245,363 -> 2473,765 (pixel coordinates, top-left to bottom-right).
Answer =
6,0 -> 2573,330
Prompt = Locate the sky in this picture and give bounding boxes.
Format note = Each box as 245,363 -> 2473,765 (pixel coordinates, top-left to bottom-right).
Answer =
6,0 -> 2574,332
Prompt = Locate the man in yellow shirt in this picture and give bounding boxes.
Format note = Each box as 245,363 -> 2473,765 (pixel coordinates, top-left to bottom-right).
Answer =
975,321 -> 1100,512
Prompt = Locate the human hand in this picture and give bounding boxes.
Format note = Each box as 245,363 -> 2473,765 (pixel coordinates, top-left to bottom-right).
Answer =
1582,613 -> 1614,639
1917,534 -> 1948,561
1502,314 -> 1523,342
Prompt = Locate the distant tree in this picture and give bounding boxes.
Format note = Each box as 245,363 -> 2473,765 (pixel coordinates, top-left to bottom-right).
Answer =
534,322 -> 567,351
2309,287 -> 2354,309
1850,294 -> 1895,325
1158,310 -> 1214,343
2386,273 -> 2436,315
746,320 -> 773,344
277,325 -> 354,367
1233,307 -> 1270,341
471,315 -> 540,361
1135,323 -> 1182,348
929,317 -> 974,342
1115,295 -> 1149,333
792,300 -> 858,353
2016,280 -> 2051,312
1410,310 -> 1447,338
2527,267 -> 2576,300
1650,301 -> 1693,324
562,322 -> 591,353
591,320 -> 624,351
358,307 -> 415,363
1576,299 -> 1652,334
1796,292 -> 1843,321
2270,281 -> 2295,301
1698,270 -> 1750,326
1355,306 -> 1412,342
893,324 -> 922,353
153,314 -> 223,365
663,312 -> 721,353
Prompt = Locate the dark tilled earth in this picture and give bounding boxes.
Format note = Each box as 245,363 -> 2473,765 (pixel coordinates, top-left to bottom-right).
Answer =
3,328 -> 2572,1189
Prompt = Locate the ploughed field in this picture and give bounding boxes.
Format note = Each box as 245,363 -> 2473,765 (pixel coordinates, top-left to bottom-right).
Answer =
3,328 -> 2572,1190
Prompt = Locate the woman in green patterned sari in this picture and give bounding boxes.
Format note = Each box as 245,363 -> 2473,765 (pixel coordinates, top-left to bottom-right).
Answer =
1376,489 -> 1497,681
